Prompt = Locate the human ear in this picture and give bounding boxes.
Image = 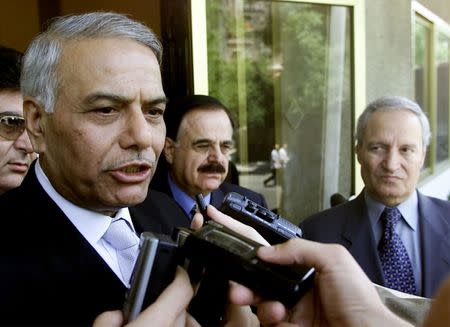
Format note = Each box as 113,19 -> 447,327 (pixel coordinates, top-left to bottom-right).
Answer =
164,137 -> 176,164
355,143 -> 363,164
419,146 -> 427,168
23,98 -> 47,154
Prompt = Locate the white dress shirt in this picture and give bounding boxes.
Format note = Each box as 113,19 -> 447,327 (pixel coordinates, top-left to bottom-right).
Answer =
35,159 -> 138,286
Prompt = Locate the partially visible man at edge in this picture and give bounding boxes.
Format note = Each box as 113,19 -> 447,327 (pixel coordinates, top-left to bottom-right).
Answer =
149,94 -> 268,221
0,12 -> 255,326
0,46 -> 35,195
300,96 -> 450,298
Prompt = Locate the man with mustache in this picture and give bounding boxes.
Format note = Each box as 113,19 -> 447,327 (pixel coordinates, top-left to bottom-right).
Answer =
0,46 -> 36,195
300,96 -> 450,298
0,12 -> 206,326
150,94 -> 267,220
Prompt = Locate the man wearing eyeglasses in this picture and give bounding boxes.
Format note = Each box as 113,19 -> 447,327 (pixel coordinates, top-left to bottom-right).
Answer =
148,95 -> 267,220
0,46 -> 36,196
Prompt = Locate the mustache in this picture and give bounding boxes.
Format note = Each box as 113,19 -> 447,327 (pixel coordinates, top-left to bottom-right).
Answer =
197,162 -> 226,173
106,153 -> 155,170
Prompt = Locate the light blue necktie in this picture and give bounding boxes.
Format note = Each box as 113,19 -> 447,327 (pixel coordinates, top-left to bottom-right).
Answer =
102,218 -> 139,285
378,207 -> 417,295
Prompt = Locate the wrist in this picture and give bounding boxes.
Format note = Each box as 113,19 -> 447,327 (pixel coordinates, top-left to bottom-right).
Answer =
338,303 -> 414,327
366,305 -> 414,327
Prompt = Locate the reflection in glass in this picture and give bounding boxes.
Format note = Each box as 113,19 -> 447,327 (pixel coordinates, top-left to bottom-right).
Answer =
206,1 -> 352,223
436,33 -> 449,163
414,20 -> 432,170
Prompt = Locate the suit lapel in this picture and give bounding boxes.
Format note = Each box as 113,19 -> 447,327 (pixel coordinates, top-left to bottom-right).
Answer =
159,172 -> 174,197
341,192 -> 385,285
418,193 -> 450,297
131,190 -> 191,235
26,166 -> 125,288
4,164 -> 127,322
210,187 -> 226,208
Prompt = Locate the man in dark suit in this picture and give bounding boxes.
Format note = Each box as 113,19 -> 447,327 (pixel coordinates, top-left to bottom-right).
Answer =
0,46 -> 36,195
150,94 -> 267,221
300,96 -> 450,298
0,12 -> 196,326
1,166 -> 190,325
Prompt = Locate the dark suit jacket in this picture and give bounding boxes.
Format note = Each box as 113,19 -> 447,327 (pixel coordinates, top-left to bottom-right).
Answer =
300,190 -> 450,297
0,163 -> 189,326
149,170 -> 268,220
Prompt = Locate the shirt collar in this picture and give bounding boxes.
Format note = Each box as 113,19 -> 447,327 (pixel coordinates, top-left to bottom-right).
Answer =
167,172 -> 211,217
365,189 -> 419,231
34,159 -> 135,243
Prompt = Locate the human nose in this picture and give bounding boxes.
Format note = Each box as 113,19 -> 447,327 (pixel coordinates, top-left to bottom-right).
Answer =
383,149 -> 401,171
13,130 -> 34,154
207,143 -> 225,160
120,109 -> 154,150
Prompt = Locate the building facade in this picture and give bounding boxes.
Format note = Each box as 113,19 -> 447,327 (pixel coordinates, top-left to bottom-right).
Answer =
1,0 -> 449,224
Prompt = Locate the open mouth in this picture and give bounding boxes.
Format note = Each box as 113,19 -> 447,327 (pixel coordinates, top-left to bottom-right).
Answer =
119,166 -> 146,174
110,162 -> 153,183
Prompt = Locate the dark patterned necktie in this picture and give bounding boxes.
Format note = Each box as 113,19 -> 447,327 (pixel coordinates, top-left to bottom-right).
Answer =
378,207 -> 417,295
189,204 -> 198,220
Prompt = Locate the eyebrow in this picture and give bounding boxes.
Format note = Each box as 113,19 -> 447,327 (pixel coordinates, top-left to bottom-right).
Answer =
0,111 -> 23,117
192,139 -> 211,145
192,139 -> 234,145
367,141 -> 418,149
401,144 -> 418,149
83,92 -> 167,107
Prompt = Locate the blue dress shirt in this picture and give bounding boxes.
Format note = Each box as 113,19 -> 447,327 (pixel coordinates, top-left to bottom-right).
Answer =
167,173 -> 211,220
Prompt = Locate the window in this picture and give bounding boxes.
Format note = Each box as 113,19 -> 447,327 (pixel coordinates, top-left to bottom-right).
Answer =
192,0 -> 362,223
414,17 -> 432,171
413,4 -> 450,176
436,33 -> 449,164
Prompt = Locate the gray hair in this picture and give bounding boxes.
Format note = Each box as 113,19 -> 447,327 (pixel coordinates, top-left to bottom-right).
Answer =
356,96 -> 431,148
21,12 -> 162,113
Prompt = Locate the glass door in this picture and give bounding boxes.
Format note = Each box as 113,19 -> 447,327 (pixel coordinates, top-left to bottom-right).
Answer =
191,0 -> 364,223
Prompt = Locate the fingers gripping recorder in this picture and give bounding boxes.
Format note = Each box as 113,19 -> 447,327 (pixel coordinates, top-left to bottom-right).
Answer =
123,221 -> 315,324
190,192 -> 307,323
220,192 -> 303,244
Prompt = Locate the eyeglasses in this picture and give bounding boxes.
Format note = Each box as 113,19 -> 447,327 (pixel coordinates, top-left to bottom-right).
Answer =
0,114 -> 26,141
177,140 -> 235,156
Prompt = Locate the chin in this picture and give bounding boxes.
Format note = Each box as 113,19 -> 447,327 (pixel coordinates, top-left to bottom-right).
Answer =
206,181 -> 222,189
378,192 -> 406,206
112,189 -> 149,207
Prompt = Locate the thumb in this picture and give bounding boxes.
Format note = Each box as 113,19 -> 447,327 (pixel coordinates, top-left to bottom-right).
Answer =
190,212 -> 204,230
92,310 -> 123,327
